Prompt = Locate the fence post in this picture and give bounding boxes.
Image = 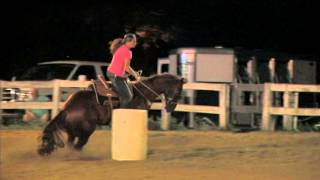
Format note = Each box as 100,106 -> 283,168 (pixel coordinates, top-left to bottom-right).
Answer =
52,80 -> 61,119
293,92 -> 299,130
287,60 -> 299,130
219,84 -> 230,130
283,91 -> 300,131
262,83 -> 273,130
160,94 -> 170,130
283,91 -> 293,130
0,81 -> 3,123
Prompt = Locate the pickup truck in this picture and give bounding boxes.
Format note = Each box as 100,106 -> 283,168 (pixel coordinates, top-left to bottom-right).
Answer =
5,60 -> 109,101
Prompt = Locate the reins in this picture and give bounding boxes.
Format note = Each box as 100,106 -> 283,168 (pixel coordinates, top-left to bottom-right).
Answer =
91,80 -> 101,105
132,80 -> 164,106
92,72 -> 167,107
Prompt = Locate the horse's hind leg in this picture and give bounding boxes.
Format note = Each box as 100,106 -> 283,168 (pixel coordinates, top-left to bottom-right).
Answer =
67,134 -> 76,148
74,134 -> 91,151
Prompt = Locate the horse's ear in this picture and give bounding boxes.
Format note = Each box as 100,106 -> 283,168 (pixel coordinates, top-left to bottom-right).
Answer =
181,78 -> 187,84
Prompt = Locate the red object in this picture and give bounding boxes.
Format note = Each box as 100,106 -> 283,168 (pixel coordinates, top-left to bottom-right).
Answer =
108,45 -> 132,77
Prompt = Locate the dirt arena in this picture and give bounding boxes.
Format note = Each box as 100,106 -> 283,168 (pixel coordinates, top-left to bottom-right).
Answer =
1,130 -> 319,180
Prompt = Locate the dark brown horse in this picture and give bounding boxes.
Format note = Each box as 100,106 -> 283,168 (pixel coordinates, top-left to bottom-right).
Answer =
38,73 -> 185,155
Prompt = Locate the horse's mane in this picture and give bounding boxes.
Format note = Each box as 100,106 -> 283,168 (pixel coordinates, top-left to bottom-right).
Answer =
144,73 -> 181,83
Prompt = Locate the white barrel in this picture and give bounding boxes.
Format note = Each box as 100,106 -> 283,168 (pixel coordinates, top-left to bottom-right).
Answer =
111,109 -> 148,161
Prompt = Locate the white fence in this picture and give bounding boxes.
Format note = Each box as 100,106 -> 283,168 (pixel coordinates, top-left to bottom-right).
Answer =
0,80 -> 230,130
262,83 -> 320,131
0,80 -> 91,119
2,80 -> 319,131
151,83 -> 230,130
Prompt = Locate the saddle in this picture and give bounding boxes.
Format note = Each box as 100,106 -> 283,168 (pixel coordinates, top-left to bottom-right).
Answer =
87,75 -> 138,108
88,75 -> 118,98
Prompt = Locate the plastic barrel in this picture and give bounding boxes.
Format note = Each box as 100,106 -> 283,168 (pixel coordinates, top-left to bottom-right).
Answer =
111,109 -> 148,161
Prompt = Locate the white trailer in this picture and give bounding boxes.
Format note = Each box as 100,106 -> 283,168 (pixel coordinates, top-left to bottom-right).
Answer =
158,47 -> 318,129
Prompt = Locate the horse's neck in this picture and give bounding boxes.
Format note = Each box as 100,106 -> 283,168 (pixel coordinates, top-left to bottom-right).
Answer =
138,80 -> 164,100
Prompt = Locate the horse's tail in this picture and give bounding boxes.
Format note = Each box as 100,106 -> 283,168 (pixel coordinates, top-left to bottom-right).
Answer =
38,110 -> 66,156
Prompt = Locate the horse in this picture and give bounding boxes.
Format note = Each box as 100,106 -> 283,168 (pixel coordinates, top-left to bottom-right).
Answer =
38,73 -> 186,156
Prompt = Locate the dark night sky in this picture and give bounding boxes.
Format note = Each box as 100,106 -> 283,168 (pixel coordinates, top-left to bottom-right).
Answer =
2,0 -> 319,80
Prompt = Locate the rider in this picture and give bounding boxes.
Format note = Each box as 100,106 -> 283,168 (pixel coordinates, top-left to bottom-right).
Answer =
107,33 -> 141,108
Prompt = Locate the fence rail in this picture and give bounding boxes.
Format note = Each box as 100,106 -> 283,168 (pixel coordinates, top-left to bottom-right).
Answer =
0,80 -> 230,130
3,80 -> 318,131
150,83 -> 230,130
262,83 -> 320,131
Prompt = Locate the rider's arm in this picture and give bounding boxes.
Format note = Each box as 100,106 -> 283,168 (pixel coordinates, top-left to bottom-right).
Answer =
124,59 -> 139,80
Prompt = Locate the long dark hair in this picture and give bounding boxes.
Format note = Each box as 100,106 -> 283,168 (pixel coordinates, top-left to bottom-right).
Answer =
109,33 -> 137,54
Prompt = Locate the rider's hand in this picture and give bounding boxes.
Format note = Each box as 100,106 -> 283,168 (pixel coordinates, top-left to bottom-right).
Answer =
135,70 -> 143,81
134,72 -> 141,81
98,74 -> 104,79
135,74 -> 141,81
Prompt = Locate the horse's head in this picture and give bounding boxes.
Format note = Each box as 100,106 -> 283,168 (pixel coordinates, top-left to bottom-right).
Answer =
154,74 -> 187,112
163,78 -> 185,112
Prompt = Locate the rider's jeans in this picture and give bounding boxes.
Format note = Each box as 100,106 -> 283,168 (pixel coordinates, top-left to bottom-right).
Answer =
107,72 -> 133,108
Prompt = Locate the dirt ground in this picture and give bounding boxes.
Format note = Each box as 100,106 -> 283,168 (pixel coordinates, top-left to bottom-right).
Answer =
1,130 -> 319,180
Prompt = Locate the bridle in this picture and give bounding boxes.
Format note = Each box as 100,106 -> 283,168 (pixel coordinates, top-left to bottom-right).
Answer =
132,71 -> 179,109
132,81 -> 179,110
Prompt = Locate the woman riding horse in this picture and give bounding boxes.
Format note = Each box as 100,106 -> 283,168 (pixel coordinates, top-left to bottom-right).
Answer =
37,73 -> 186,156
107,33 -> 141,108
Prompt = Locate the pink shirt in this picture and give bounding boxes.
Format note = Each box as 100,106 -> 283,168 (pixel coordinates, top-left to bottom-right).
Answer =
107,45 -> 132,77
